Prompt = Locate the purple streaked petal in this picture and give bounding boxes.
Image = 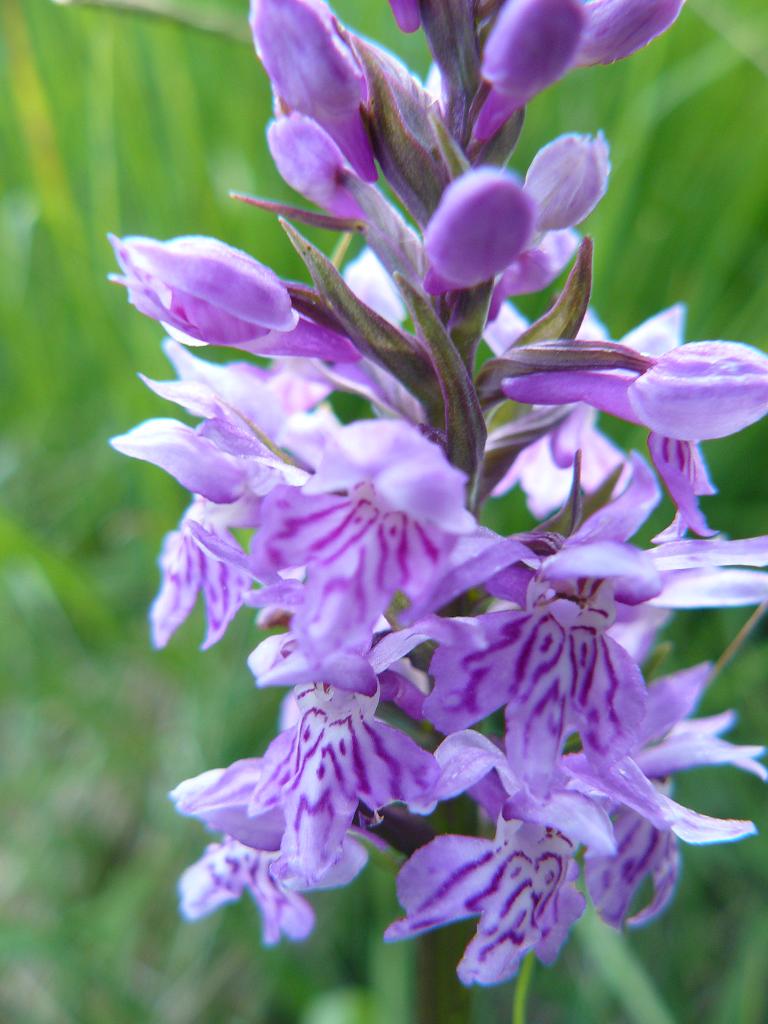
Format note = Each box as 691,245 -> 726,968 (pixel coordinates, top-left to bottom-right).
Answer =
647,433 -> 717,538
385,833 -> 499,940
584,810 -> 679,928
179,840 -> 315,944
628,341 -> 768,441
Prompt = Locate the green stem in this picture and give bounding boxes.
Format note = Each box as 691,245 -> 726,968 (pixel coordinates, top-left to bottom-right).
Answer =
416,925 -> 473,1024
512,953 -> 535,1024
713,600 -> 768,677
51,0 -> 250,43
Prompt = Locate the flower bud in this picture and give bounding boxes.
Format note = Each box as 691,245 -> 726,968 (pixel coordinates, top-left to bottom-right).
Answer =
423,168 -> 536,292
109,234 -> 297,346
250,0 -> 376,181
476,0 -> 585,139
576,0 -> 686,66
389,0 -> 421,32
267,114 -> 363,219
628,341 -> 768,441
525,132 -> 611,232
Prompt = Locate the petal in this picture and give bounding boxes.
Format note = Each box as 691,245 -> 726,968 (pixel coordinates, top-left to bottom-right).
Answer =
647,434 -> 717,538
525,133 -> 611,232
628,341 -> 768,441
576,0 -> 686,66
110,418 -> 246,503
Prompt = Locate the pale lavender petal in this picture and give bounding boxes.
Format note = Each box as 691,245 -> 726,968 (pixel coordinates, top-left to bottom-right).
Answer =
652,535 -> 768,571
239,316 -> 361,362
268,114 -> 363,218
573,451 -> 661,543
657,794 -> 757,845
525,133 -> 611,232
110,233 -> 297,342
543,541 -> 661,604
637,724 -> 766,781
111,418 -> 247,503
484,301 -> 529,355
608,603 -> 671,665
620,304 -> 685,357
629,341 -> 768,441
343,248 -> 405,324
637,662 -> 712,746
576,0 -> 686,66
647,433 -> 717,538
404,532 -> 532,622
433,731 -> 511,802
505,788 -> 616,855
652,568 -> 768,608
378,668 -> 427,720
170,759 -> 285,850
492,229 -> 580,301
424,169 -> 536,290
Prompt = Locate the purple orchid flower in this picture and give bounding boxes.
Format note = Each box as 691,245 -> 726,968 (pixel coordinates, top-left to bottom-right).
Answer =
247,683 -> 439,884
385,817 -> 585,985
577,662 -> 764,927
178,838 -> 316,943
252,420 -> 475,674
524,132 -> 611,233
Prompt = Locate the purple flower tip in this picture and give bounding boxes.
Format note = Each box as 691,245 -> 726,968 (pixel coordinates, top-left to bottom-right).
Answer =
424,168 -> 537,291
481,0 -> 586,109
525,132 -> 611,232
250,0 -> 376,181
576,0 -> 687,66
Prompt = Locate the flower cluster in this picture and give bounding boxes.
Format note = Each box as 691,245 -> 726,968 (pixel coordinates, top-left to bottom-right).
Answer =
110,0 -> 766,988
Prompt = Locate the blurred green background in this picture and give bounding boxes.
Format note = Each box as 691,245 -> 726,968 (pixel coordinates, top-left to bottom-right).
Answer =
2,1 -> 768,1021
